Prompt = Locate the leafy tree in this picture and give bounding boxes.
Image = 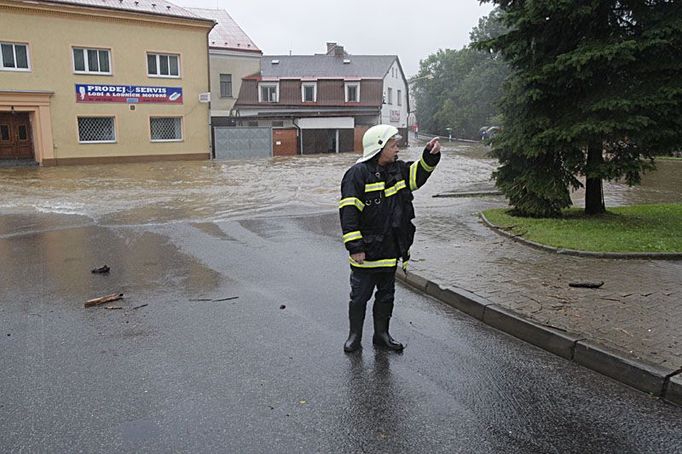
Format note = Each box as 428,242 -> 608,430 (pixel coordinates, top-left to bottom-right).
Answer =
413,9 -> 509,139
476,0 -> 682,216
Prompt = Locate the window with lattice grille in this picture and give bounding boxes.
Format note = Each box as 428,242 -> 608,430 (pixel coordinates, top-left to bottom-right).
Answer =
150,117 -> 182,141
78,117 -> 115,143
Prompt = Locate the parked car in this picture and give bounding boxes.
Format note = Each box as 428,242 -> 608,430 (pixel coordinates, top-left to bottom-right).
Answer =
482,126 -> 501,140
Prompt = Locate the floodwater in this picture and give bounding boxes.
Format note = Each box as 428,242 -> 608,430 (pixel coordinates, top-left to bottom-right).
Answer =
0,144 -> 679,227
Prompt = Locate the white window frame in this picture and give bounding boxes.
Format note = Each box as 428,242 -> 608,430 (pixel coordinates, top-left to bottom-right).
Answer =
147,52 -> 180,78
397,89 -> 402,106
72,47 -> 112,75
0,42 -> 31,72
258,83 -> 279,103
77,116 -> 116,144
301,82 -> 317,102
387,87 -> 393,105
345,82 -> 360,103
149,116 -> 183,142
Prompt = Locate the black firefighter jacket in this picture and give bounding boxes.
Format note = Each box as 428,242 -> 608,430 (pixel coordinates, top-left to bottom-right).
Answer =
339,147 -> 440,271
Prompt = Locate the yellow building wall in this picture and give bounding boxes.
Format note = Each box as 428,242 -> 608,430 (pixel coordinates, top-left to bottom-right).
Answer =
209,51 -> 261,116
0,3 -> 212,163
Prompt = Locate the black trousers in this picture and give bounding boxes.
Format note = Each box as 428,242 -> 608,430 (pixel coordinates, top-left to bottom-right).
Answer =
349,269 -> 396,318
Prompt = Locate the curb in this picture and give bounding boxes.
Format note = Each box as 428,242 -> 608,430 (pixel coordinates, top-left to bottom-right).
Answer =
433,191 -> 503,198
479,213 -> 682,260
396,269 -> 682,407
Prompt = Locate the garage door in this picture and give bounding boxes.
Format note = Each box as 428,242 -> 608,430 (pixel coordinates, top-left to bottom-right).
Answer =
214,127 -> 272,160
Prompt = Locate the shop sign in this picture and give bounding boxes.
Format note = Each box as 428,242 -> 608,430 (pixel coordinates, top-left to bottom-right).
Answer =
75,84 -> 183,104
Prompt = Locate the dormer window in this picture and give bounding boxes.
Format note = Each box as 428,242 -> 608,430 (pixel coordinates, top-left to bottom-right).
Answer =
259,83 -> 279,103
301,82 -> 317,102
345,82 -> 360,103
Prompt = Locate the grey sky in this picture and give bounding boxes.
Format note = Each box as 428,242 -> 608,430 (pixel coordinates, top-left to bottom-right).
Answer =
172,0 -> 494,77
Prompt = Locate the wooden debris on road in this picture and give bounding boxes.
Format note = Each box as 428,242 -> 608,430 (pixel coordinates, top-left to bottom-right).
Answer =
569,281 -> 604,289
132,304 -> 148,310
85,293 -> 123,308
189,296 -> 239,302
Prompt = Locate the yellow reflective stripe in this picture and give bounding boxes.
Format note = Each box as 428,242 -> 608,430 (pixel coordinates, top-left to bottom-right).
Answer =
420,157 -> 435,172
338,197 -> 365,211
384,180 -> 406,197
348,257 -> 398,268
343,231 -> 363,243
365,182 -> 385,192
409,161 -> 419,191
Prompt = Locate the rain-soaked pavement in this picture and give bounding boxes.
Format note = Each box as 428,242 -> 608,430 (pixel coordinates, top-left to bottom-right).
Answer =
1,145 -> 681,452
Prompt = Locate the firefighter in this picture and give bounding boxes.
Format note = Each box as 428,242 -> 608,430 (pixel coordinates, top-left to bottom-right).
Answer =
339,125 -> 441,352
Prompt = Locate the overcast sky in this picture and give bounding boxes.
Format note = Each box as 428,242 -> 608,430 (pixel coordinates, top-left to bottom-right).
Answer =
172,0 -> 495,77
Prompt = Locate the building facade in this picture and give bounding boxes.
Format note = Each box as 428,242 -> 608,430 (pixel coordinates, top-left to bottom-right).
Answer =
233,43 -> 410,157
188,8 -> 262,120
187,8 -> 262,159
0,0 -> 214,166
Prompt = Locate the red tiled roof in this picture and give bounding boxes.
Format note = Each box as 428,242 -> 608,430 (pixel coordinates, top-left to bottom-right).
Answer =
29,0 -> 209,21
188,8 -> 261,53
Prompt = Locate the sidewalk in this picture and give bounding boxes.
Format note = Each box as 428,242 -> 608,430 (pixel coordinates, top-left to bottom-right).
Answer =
401,195 -> 682,405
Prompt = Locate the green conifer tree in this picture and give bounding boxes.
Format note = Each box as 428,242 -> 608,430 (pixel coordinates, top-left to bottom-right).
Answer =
477,0 -> 682,216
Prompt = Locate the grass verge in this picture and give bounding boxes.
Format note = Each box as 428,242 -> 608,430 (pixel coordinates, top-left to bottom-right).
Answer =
482,204 -> 682,253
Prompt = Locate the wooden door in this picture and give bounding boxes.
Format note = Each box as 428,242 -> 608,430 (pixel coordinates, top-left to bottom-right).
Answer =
0,112 -> 34,160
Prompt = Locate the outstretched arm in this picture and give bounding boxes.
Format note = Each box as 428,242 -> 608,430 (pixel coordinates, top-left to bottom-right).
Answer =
405,137 -> 441,191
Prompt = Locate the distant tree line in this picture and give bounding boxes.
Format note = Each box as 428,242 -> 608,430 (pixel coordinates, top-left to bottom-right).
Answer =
417,2 -> 682,217
413,9 -> 509,140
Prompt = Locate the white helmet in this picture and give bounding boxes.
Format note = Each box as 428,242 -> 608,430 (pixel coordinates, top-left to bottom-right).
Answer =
357,124 -> 402,163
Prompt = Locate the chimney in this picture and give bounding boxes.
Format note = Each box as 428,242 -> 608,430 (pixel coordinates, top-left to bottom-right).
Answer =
326,42 -> 337,54
334,45 -> 345,57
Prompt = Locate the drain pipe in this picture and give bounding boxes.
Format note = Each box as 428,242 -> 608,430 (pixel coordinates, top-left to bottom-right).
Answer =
293,118 -> 302,155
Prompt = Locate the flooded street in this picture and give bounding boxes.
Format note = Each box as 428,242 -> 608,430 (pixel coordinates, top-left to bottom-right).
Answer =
1,144 -> 679,233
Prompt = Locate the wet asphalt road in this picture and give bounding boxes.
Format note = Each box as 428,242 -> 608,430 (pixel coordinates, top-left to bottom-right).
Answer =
1,209 -> 681,453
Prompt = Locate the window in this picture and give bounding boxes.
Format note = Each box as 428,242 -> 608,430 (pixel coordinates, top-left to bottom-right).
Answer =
150,117 -> 182,141
73,47 -> 110,74
259,83 -> 278,103
1,42 -> 29,71
17,125 -> 28,141
397,89 -> 402,106
78,117 -> 115,143
0,124 -> 10,141
301,83 -> 316,102
147,53 -> 180,77
272,120 -> 284,127
387,88 -> 393,105
345,83 -> 359,102
220,74 -> 232,98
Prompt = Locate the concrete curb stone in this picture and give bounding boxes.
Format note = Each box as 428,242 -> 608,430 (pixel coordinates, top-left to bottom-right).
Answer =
396,268 -> 681,406
424,279 -> 490,320
482,304 -> 584,360
665,373 -> 682,406
573,341 -> 676,396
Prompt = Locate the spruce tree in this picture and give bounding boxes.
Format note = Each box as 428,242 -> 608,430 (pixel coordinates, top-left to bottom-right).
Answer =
477,0 -> 682,216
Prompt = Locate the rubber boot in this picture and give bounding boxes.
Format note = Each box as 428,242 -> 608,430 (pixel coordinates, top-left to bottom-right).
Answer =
372,305 -> 404,351
343,304 -> 365,353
